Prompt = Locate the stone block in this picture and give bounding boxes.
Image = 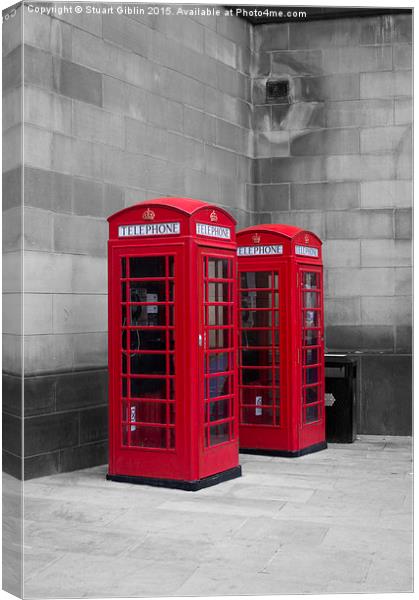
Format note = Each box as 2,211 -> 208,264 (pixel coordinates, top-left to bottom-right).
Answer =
24,86 -> 72,135
60,441 -> 107,474
253,106 -> 271,132
360,180 -> 412,209
184,107 -> 216,143
215,119 -> 247,154
24,207 -> 53,252
291,128 -> 359,156
3,87 -> 21,132
325,325 -> 362,351
53,213 -> 107,256
102,146 -> 147,189
156,14 -> 204,53
23,294 -> 53,335
218,177 -> 246,210
24,374 -> 56,417
52,294 -> 107,334
395,325 -> 412,353
254,184 -> 289,212
255,131 -> 289,158
56,369 -> 107,412
270,211 -> 325,239
291,182 -> 359,211
393,44 -> 412,70
2,4 -> 22,56
254,51 -> 271,77
217,12 -> 250,47
392,14 -> 413,43
3,168 -> 22,211
272,102 -> 325,131
24,126 -> 53,171
271,50 -> 323,76
395,209 -> 412,240
323,240 -> 360,268
104,184 -> 125,216
2,294 -> 21,335
270,156 -> 327,184
73,101 -> 124,148
69,138 -> 104,181
360,126 -> 409,154
72,332 -> 107,370
324,297 -> 361,326
254,23 -> 288,52
166,132 -> 205,170
52,57 -> 102,106
361,240 -> 411,267
54,6 -> 102,36
359,15 -> 393,45
3,45 -> 22,91
361,297 -> 396,326
24,45 -> 52,90
323,46 -> 392,74
50,17 -> 72,59
73,177 -> 103,217
289,18 -> 361,49
3,373 -> 22,417
395,267 -> 412,296
395,132 -> 412,180
3,251 -> 22,294
326,211 -> 361,239
359,268 -> 396,296
103,14 -> 150,57
161,66 -> 205,110
360,71 -> 412,99
359,210 -> 393,239
80,406 -> 108,444
184,168 -> 219,204
24,11 -> 50,53
24,412 -> 79,457
3,413 -> 21,456
204,28 -> 236,68
24,452 -> 59,479
217,63 -> 249,102
359,355 -> 412,435
394,98 -> 412,125
326,155 -> 395,182
3,333 -> 22,374
2,207 -> 21,253
3,126 -> 22,173
144,156 -> 185,196
294,74 -> 360,102
147,92 -> 183,132
205,145 -> 237,178
50,133 -> 72,176
326,99 -> 393,128
103,76 -> 148,123
24,167 -> 72,213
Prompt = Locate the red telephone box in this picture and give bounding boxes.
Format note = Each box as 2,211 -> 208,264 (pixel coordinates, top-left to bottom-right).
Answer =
237,224 -> 326,456
107,198 -> 241,490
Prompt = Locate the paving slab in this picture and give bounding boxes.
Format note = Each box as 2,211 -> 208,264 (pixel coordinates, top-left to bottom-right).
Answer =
12,435 -> 412,597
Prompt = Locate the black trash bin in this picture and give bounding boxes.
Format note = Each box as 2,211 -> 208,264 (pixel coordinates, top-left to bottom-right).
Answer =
325,354 -> 358,443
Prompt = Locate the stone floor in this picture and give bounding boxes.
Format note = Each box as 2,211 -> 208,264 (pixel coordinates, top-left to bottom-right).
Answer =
4,436 -> 413,598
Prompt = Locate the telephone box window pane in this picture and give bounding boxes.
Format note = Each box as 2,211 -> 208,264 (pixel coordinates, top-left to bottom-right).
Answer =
122,330 -> 127,349
242,368 -> 278,386
169,428 -> 175,448
241,311 -> 273,328
304,310 -> 319,327
302,272 -> 318,289
122,424 -> 129,445
241,349 -> 277,367
121,258 -> 127,278
208,258 -> 229,279
304,330 -> 319,347
242,406 -> 274,425
210,422 -> 229,446
207,375 -> 229,398
241,291 -> 272,308
209,398 -> 230,422
121,283 -> 127,302
240,271 -> 272,289
304,367 -> 319,385
208,352 -> 230,373
305,387 -> 319,404
305,348 -> 319,365
121,306 -> 127,326
169,403 -> 175,424
209,329 -> 230,349
122,353 -> 127,374
122,378 -> 127,398
208,282 -> 229,302
130,304 -> 167,327
305,405 -> 319,423
122,402 -> 129,421
130,354 -> 167,375
208,305 -> 228,326
241,330 -> 278,347
304,292 -> 319,308
130,426 -> 166,448
130,256 -> 165,278
168,256 -> 174,277
130,282 -> 167,303
129,330 -> 167,350
241,387 -> 275,406
131,401 -> 166,424
130,377 -> 166,399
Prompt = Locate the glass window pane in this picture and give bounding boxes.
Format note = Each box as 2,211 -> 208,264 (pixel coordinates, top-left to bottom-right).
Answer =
122,378 -> 127,398
130,377 -> 166,399
302,272 -> 318,289
130,257 -> 165,278
241,387 -> 276,406
207,375 -> 230,398
242,406 -> 274,425
130,281 -> 166,303
209,399 -> 230,422
169,428 -> 175,448
130,353 -> 169,376
242,330 -> 278,347
208,328 -> 231,349
303,310 -> 319,327
303,329 -> 319,347
208,258 -> 229,279
208,305 -> 230,326
169,403 -> 175,424
305,405 -> 319,423
130,304 -> 167,327
240,310 -> 273,328
121,258 -> 127,278
304,348 -> 319,365
241,291 -> 272,308
210,422 -> 230,446
305,387 -> 319,404
121,283 -> 127,302
242,369 -> 279,386
130,426 -> 166,448
303,367 -> 319,385
240,271 -> 272,289
208,352 -> 230,374
128,330 -> 167,350
241,349 -> 278,367
130,401 -> 166,424
304,292 -> 319,309
208,282 -> 229,302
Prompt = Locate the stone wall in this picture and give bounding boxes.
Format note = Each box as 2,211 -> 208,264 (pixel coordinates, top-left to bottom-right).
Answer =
251,14 -> 412,434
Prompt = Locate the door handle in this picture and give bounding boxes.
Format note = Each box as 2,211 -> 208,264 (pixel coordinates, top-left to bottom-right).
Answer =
198,334 -> 203,347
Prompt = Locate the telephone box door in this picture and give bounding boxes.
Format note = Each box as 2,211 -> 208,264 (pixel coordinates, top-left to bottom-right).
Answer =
298,265 -> 325,450
198,247 -> 239,478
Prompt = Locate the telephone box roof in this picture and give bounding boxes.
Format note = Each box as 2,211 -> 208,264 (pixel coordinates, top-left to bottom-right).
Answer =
238,224 -> 322,244
108,197 -> 236,223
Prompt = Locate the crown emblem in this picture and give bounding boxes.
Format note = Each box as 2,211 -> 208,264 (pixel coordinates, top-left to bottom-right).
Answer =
210,210 -> 218,222
304,234 -> 310,244
252,233 -> 261,244
142,208 -> 155,221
